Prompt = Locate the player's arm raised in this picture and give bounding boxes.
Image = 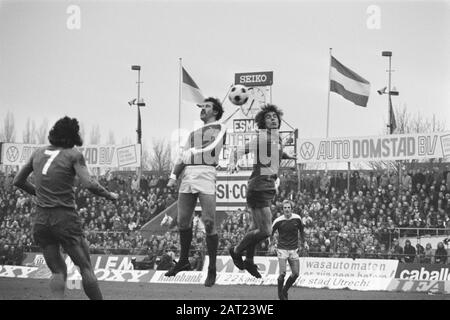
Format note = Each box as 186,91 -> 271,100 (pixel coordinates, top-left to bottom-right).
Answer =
13,154 -> 36,196
74,152 -> 118,201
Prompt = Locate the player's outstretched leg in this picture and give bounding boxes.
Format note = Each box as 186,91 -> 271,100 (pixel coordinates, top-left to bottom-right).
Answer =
43,244 -> 68,300
282,274 -> 298,300
277,255 -> 288,300
204,234 -> 218,287
166,193 -> 197,277
165,228 -> 192,276
243,207 -> 272,278
65,240 -> 103,300
243,242 -> 262,277
278,274 -> 286,300
229,246 -> 245,270
200,194 -> 218,287
283,258 -> 299,300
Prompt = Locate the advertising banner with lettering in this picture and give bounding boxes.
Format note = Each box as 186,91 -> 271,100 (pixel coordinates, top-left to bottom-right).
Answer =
0,143 -> 141,168
301,257 -> 398,279
204,256 -> 398,290
387,279 -> 450,294
0,265 -> 157,283
298,131 -> 450,163
395,264 -> 450,281
234,71 -> 273,87
195,171 -> 251,211
23,253 -> 144,271
149,271 -> 205,284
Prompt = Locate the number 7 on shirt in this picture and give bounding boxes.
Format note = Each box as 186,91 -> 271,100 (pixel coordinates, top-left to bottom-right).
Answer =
42,150 -> 61,175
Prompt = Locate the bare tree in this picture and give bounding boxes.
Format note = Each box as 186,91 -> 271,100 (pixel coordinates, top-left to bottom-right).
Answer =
22,118 -> 37,144
395,104 -> 446,134
79,122 -> 86,143
149,138 -> 172,174
106,130 -> 116,145
36,119 -> 49,144
368,105 -> 448,172
141,143 -> 151,171
0,111 -> 16,142
89,124 -> 101,145
121,136 -> 133,145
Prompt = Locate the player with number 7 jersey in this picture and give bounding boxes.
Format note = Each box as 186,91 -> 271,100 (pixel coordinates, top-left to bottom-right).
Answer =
13,116 -> 118,300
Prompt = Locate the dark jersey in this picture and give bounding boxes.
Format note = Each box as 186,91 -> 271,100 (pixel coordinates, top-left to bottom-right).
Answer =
272,213 -> 304,250
31,146 -> 81,208
247,131 -> 283,191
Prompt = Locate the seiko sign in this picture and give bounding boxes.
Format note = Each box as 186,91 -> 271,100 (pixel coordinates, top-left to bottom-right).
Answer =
235,71 -> 273,87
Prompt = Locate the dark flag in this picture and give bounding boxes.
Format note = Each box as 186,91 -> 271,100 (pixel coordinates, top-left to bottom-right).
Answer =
389,95 -> 396,133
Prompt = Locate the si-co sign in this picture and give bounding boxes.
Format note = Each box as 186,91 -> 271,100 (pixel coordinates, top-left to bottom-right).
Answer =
195,171 -> 250,211
235,71 -> 273,87
298,132 -> 450,163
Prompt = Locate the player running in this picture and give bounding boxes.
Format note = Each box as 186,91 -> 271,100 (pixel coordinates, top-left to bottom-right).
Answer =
13,116 -> 118,300
228,104 -> 296,278
165,97 -> 226,287
272,199 -> 308,300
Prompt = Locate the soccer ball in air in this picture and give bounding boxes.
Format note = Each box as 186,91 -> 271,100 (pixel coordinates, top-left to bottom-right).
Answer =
228,85 -> 249,106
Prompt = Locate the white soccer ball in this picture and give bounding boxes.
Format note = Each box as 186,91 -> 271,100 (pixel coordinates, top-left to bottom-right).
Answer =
228,84 -> 249,106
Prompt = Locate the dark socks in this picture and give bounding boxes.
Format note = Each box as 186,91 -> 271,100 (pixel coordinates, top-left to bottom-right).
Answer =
277,274 -> 285,299
82,279 -> 103,300
245,243 -> 256,263
283,274 -> 298,292
179,228 -> 193,263
235,230 -> 266,254
206,234 -> 218,270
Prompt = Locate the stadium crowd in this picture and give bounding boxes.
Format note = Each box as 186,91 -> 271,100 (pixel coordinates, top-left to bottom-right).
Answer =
0,171 -> 178,265
1,164 -> 450,267
216,165 -> 450,263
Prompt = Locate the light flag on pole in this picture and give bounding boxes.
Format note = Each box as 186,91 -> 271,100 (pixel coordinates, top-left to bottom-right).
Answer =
330,56 -> 371,107
182,67 -> 205,104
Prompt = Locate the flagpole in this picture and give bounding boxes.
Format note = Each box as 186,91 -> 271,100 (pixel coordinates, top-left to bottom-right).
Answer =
178,57 -> 182,148
326,48 -> 332,173
326,48 -> 332,139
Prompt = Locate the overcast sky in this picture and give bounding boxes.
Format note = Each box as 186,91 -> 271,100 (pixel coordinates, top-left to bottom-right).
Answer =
1,0 -> 449,151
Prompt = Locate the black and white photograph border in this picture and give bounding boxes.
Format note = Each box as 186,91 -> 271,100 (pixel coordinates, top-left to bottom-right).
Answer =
0,0 -> 449,306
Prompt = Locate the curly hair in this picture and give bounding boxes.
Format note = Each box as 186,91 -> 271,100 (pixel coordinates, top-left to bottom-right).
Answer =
254,104 -> 283,129
204,97 -> 224,121
48,116 -> 83,148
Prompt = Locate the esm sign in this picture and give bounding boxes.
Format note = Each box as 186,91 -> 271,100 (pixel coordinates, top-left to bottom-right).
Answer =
235,71 -> 273,87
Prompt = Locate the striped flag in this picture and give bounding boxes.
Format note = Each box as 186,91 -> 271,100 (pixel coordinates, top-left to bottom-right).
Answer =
182,67 -> 205,104
330,56 -> 371,107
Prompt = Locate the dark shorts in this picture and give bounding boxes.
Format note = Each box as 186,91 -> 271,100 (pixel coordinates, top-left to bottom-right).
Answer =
32,206 -> 84,248
246,189 -> 276,208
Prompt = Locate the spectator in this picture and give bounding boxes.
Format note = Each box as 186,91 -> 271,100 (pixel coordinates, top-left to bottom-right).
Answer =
434,242 -> 448,264
349,242 -> 359,260
403,240 -> 416,263
0,244 -> 9,265
190,250 -> 204,271
422,243 -> 434,264
414,243 -> 425,263
390,239 -> 404,262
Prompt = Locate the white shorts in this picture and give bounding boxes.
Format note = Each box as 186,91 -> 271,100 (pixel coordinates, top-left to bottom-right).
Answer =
179,165 -> 216,195
277,248 -> 299,260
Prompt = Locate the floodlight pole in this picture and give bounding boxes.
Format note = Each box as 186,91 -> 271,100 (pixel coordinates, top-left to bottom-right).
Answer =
382,51 -> 393,135
132,65 -> 143,189
382,51 -> 401,195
